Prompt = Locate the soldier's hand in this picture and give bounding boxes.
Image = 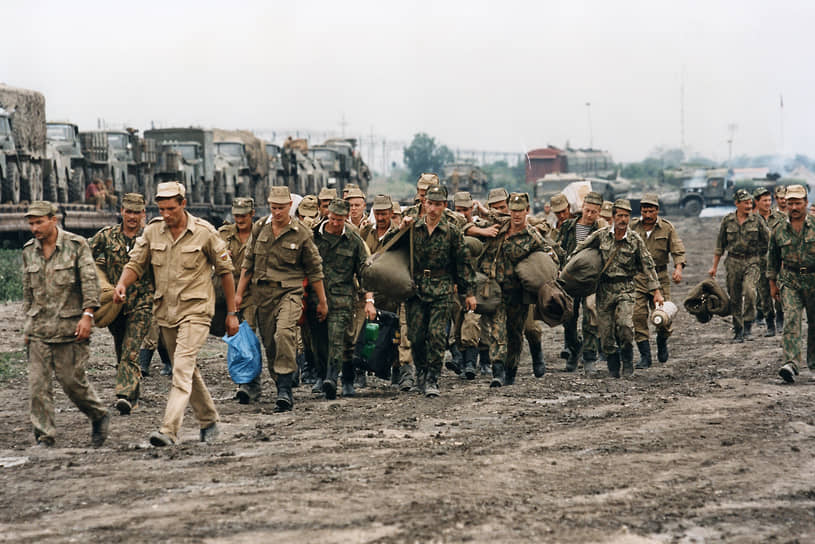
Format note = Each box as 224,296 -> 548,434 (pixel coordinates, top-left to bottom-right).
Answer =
225,315 -> 239,336
770,282 -> 780,301
653,290 -> 665,306
234,294 -> 243,308
316,298 -> 328,322
464,295 -> 478,312
113,283 -> 127,304
401,216 -> 414,230
365,301 -> 377,321
672,266 -> 683,284
75,315 -> 93,341
707,266 -> 716,278
481,225 -> 499,238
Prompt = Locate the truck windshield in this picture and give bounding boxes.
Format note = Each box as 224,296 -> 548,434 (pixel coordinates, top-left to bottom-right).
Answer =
216,142 -> 243,157
169,144 -> 198,160
107,133 -> 128,149
47,124 -> 73,141
311,149 -> 335,163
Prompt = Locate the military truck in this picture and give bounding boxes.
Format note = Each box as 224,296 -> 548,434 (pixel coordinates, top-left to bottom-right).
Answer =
213,129 -> 269,205
532,173 -> 628,213
443,161 -> 488,197
310,138 -> 371,195
273,138 -> 329,196
678,168 -> 781,216
78,129 -> 156,200
0,84 -> 46,204
44,122 -> 86,203
144,127 -> 215,205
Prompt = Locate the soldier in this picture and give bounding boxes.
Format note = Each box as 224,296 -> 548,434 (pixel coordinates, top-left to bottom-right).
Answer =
630,193 -> 686,367
85,178 -> 107,210
344,186 -> 368,229
709,188 -> 770,343
573,199 -> 663,377
768,185 -> 815,383
89,193 -> 153,415
550,193 -> 572,232
344,186 -> 371,387
600,200 -> 613,223
774,185 -> 787,214
390,185 -> 476,396
23,200 -> 110,448
307,199 -> 375,398
236,186 -> 327,412
542,201 -> 557,228
753,186 -> 786,336
296,195 -> 321,229
318,187 -> 337,218
116,182 -> 239,446
360,194 -> 395,253
559,191 -> 606,372
391,201 -> 403,228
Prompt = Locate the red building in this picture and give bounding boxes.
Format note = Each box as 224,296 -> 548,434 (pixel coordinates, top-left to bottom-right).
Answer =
525,146 -> 566,182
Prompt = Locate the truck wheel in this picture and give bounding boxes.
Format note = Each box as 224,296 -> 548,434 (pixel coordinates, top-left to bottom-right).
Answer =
30,163 -> 43,201
214,172 -> 225,205
69,167 -> 85,203
44,164 -> 58,202
682,199 -> 702,216
2,162 -> 21,203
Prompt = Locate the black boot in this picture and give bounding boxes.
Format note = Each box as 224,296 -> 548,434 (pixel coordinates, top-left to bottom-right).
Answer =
765,317 -> 776,337
656,334 -> 669,362
139,349 -> 153,377
274,372 -> 294,412
479,349 -> 491,376
529,340 -> 545,378
621,344 -> 634,376
425,369 -> 440,397
342,362 -> 356,397
565,347 -> 580,372
743,321 -> 753,340
607,351 -> 621,378
446,345 -> 463,375
490,362 -> 506,387
414,367 -> 427,394
776,311 -> 784,331
731,325 -> 744,344
157,340 -> 173,376
322,362 -> 338,400
354,367 -> 367,389
635,340 -> 652,369
311,360 -> 325,394
463,347 -> 478,380
398,364 -> 415,392
505,364 -> 517,386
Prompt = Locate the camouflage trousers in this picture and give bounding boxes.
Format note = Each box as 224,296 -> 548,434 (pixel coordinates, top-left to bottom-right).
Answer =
524,306 -> 542,345
142,319 -> 160,350
756,262 -> 776,324
484,291 -> 529,371
563,294 -> 599,355
779,270 -> 815,372
307,298 -> 353,382
634,271 -> 673,343
406,295 -> 453,374
725,256 -> 760,330
345,295 -> 367,365
108,306 -> 152,402
597,283 -> 635,355
28,339 -> 108,442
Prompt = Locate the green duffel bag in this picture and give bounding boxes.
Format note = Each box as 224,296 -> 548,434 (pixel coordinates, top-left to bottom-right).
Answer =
516,250 -> 559,294
475,272 -> 502,315
559,247 -> 602,298
535,280 -> 574,327
362,245 -> 416,303
94,265 -> 122,329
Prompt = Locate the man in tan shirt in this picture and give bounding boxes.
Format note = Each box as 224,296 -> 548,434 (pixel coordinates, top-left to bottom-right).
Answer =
115,182 -> 239,447
236,186 -> 327,413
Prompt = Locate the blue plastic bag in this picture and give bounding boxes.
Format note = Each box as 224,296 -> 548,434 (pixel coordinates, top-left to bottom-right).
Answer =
222,321 -> 262,384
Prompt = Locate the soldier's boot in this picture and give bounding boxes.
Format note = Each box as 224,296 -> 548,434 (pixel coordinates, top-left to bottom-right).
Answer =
731,325 -> 744,344
463,347 -> 478,380
274,373 -> 294,413
322,362 -> 338,400
341,361 -> 356,397
490,362 -> 506,388
755,309 -> 764,326
583,358 -> 597,376
390,364 -> 400,386
607,351 -> 621,378
414,367 -> 427,395
565,347 -> 580,373
635,340 -> 652,369
779,362 -> 799,384
505,364 -> 517,386
354,368 -> 367,389
764,317 -> 776,337
621,344 -> 635,376
656,334 -> 669,363
291,363 -> 301,389
139,349 -> 153,377
581,350 -> 597,370
158,341 -> 173,376
529,340 -> 546,378
743,321 -> 754,340
776,311 -> 784,332
398,363 -> 416,392
479,349 -> 491,376
425,369 -> 440,398
446,345 -> 463,375
311,360 -> 325,394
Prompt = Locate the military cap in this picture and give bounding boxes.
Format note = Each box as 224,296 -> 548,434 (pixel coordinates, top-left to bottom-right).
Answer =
231,197 -> 255,215
267,186 -> 292,204
344,186 -> 366,200
508,192 -> 530,211
425,185 -> 448,202
318,187 -> 337,201
392,202 -> 403,214
416,173 -> 440,191
640,192 -> 660,207
328,198 -> 350,216
600,200 -> 613,219
297,195 -> 319,217
25,200 -> 57,217
612,198 -> 632,212
487,187 -> 509,204
785,184 -> 807,200
122,193 -> 146,212
774,185 -> 786,198
155,181 -> 186,199
733,188 -> 752,203
583,191 -> 603,206
550,193 -> 569,213
453,191 -> 474,208
371,194 -> 393,211
752,186 -> 771,200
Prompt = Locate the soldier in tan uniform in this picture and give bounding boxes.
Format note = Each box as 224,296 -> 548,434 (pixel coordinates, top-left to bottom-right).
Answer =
317,187 -> 337,219
600,200 -> 613,223
391,201 -> 403,228
630,193 -> 686,367
23,200 -> 110,448
236,186 -> 327,413
116,182 -> 239,447
345,185 -> 368,229
297,195 -> 320,228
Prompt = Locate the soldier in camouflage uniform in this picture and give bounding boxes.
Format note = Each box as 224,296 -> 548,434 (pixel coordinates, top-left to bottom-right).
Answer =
630,193 -> 686,367
23,201 -> 109,447
478,193 -> 550,386
307,199 -> 374,399
753,186 -> 786,336
709,188 -> 770,342
388,185 -> 476,397
572,199 -> 662,377
767,185 -> 815,383
89,193 -> 154,415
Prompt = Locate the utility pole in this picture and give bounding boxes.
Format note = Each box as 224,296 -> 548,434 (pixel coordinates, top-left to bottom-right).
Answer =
727,123 -> 737,166
585,102 -> 593,149
339,114 -> 348,137
680,65 -> 686,152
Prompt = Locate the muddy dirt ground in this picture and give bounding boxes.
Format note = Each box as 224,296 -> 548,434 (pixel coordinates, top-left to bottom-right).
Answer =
1,216 -> 814,543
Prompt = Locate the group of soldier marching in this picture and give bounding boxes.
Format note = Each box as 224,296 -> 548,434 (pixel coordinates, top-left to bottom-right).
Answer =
20,173 -> 813,448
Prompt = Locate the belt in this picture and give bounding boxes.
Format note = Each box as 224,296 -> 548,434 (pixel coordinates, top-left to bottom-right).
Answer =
600,275 -> 632,284
783,264 -> 815,274
255,279 -> 283,287
418,269 -> 449,278
727,253 -> 756,259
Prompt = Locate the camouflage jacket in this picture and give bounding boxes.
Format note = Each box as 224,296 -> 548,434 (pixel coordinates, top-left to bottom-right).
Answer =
386,214 -> 475,301
23,228 -> 101,342
758,210 -> 787,236
767,215 -> 815,281
478,219 -> 549,294
403,204 -> 467,228
309,219 -> 370,309
218,223 -> 252,310
573,227 -> 660,293
559,215 -> 605,256
89,223 -> 153,314
714,212 -> 769,258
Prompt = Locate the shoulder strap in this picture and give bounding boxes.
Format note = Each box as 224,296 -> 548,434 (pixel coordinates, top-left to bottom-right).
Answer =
599,235 -> 622,276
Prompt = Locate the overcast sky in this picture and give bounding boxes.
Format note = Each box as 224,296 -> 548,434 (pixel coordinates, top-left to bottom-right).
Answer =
2,0 -> 812,164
